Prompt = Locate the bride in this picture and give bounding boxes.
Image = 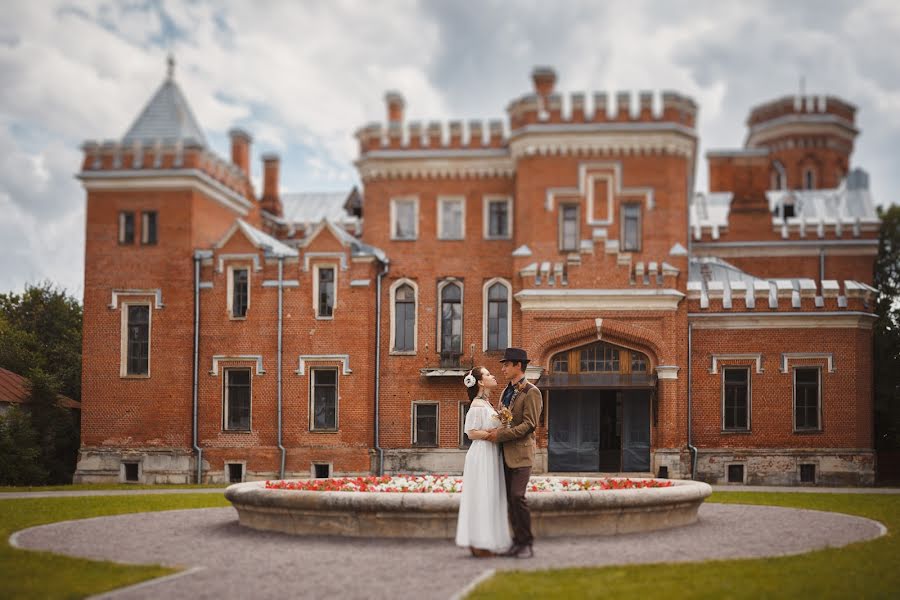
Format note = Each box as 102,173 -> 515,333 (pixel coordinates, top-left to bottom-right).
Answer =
455,366 -> 512,557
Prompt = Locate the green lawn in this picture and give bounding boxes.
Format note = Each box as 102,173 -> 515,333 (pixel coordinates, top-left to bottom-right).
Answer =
0,483 -> 227,492
0,494 -> 229,599
469,492 -> 899,599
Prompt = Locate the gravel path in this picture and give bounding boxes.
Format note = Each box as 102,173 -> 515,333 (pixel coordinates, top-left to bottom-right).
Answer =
10,504 -> 885,600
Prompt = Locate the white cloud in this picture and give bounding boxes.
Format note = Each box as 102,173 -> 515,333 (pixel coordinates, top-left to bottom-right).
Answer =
1,0 -> 898,296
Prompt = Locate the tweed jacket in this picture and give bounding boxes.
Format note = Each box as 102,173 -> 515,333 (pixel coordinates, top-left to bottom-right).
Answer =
495,381 -> 542,469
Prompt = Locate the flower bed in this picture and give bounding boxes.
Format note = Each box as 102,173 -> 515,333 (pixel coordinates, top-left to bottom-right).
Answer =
265,475 -> 673,493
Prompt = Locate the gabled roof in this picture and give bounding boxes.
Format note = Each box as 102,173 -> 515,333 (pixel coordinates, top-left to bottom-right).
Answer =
122,57 -> 207,146
216,219 -> 299,258
303,219 -> 388,263
0,368 -> 80,410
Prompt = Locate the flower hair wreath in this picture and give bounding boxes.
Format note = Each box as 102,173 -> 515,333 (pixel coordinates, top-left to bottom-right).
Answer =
463,370 -> 477,388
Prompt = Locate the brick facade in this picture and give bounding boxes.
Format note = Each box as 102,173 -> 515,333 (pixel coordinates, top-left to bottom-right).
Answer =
75,66 -> 878,486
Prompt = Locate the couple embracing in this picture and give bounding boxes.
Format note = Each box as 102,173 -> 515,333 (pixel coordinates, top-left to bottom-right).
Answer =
455,347 -> 542,559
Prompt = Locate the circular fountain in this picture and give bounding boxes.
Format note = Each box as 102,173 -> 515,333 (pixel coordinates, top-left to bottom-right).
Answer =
225,476 -> 712,538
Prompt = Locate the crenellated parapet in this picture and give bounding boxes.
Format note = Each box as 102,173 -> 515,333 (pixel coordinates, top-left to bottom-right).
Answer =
80,138 -> 253,199
687,278 -> 877,312
747,95 -> 857,128
506,89 -> 698,131
355,118 -> 508,154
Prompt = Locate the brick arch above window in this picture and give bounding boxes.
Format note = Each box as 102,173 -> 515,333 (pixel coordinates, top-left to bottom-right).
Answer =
533,317 -> 663,369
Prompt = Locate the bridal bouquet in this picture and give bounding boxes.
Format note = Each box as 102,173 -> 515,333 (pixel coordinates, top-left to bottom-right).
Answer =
497,406 -> 513,427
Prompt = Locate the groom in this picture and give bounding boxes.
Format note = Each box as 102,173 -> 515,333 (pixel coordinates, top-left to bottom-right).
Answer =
487,347 -> 542,558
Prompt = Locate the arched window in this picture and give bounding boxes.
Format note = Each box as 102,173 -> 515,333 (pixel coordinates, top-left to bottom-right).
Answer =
551,342 -> 649,375
393,283 -> 415,352
770,160 -> 786,190
803,167 -> 816,190
485,281 -> 509,351
440,282 -> 462,354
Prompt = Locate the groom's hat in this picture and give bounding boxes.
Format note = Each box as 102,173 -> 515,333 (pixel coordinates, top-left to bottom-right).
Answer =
499,347 -> 530,364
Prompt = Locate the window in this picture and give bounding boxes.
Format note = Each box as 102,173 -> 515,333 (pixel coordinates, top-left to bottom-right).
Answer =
393,282 -> 416,352
771,161 -> 786,190
231,268 -> 249,318
413,403 -> 438,447
800,464 -> 816,483
313,463 -> 331,478
803,167 -> 816,190
439,282 -> 462,354
485,197 -> 512,239
485,280 -> 509,351
459,402 -> 472,448
224,368 -> 251,431
438,197 -> 465,240
391,197 -> 418,240
794,367 -> 821,431
141,211 -> 157,245
227,463 -> 244,483
316,266 -> 336,318
559,204 -> 579,252
551,352 -> 568,373
727,464 -> 745,483
631,353 -> 648,373
620,204 -> 641,252
580,343 -> 619,372
119,212 -> 135,244
722,368 -> 750,430
124,304 -> 150,376
310,368 -> 338,431
123,462 -> 139,482
780,199 -> 796,219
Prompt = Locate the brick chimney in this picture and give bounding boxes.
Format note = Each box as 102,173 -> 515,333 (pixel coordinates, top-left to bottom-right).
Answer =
531,66 -> 557,100
229,128 -> 252,176
260,153 -> 282,217
385,91 -> 405,124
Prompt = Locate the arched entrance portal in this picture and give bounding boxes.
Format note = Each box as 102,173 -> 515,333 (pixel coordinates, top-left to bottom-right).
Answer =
542,341 -> 654,473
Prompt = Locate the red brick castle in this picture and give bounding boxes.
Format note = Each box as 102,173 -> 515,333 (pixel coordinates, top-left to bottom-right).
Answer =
75,60 -> 880,486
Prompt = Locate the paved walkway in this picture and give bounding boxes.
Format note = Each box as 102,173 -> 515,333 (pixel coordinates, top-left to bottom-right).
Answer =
10,503 -> 886,600
1,484 -> 898,500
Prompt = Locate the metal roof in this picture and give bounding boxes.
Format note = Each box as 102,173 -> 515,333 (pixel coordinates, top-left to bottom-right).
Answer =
281,192 -> 360,228
122,58 -> 207,146
0,367 -> 80,410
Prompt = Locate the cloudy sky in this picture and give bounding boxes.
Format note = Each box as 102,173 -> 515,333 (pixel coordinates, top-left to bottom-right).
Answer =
2,0 -> 898,296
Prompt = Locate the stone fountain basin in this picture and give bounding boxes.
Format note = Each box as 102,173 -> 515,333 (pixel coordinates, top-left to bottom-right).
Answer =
225,478 -> 712,538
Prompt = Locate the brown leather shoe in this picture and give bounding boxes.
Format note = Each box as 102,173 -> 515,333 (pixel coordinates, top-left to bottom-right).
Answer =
511,544 -> 533,558
470,547 -> 496,558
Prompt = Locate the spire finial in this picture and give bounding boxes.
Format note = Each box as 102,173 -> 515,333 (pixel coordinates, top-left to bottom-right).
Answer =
167,53 -> 175,80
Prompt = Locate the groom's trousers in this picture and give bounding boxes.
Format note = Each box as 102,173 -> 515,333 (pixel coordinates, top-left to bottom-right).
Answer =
504,464 -> 533,546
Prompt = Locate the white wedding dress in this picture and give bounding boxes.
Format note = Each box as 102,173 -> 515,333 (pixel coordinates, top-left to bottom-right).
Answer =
455,399 -> 513,552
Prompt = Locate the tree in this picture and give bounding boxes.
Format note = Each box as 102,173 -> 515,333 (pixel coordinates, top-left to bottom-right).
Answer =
25,369 -> 80,484
0,407 -> 49,486
874,204 -> 900,450
0,282 -> 82,401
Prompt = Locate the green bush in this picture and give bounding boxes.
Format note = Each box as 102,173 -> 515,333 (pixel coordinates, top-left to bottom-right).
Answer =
0,407 -> 48,485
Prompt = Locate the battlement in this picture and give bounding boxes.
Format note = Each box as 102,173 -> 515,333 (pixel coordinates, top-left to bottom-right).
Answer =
747,95 -> 857,127
506,90 -> 697,131
80,138 -> 253,199
687,278 -> 876,312
355,119 -> 508,154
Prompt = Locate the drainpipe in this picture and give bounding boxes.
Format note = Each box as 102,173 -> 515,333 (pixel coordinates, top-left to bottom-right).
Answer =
819,248 -> 825,283
192,250 -> 211,484
687,322 -> 698,479
277,256 -> 286,479
374,260 -> 390,475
